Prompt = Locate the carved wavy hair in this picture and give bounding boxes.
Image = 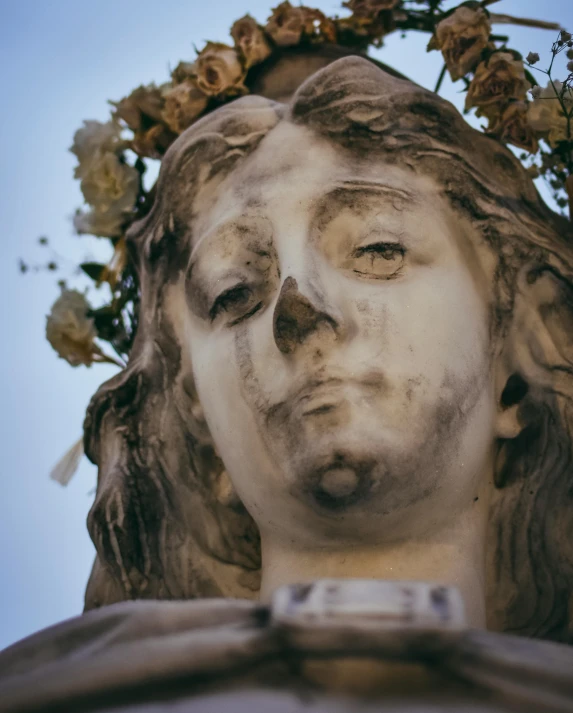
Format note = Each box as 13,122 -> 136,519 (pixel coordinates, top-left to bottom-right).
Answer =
83,56 -> 573,643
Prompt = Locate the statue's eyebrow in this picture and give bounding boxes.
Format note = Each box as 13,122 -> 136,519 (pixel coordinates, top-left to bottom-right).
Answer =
310,180 -> 415,233
333,180 -> 415,202
189,217 -> 236,261
189,213 -> 273,269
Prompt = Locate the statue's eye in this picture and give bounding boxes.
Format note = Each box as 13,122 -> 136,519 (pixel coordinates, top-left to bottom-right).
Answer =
352,242 -> 405,279
209,284 -> 262,325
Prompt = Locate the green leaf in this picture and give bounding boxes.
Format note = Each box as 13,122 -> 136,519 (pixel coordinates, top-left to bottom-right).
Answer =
80,262 -> 106,281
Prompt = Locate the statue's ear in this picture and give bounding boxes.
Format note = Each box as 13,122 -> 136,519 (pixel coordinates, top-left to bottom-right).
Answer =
488,260 -> 573,639
494,263 -> 573,487
495,372 -> 528,440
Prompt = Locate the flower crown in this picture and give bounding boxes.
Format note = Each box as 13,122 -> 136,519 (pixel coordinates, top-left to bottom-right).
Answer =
33,0 -> 571,371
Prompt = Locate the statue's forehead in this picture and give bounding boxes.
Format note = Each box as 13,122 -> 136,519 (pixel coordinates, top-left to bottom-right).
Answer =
196,121 -> 343,212
189,122 -> 437,240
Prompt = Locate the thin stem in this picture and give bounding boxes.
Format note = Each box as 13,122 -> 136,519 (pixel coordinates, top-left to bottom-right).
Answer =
434,63 -> 447,94
526,65 -> 549,75
96,352 -> 126,369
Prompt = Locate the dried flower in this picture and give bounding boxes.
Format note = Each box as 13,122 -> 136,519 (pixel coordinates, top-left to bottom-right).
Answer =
109,84 -> 177,159
567,60 -> 573,72
528,81 -> 573,147
195,42 -> 246,97
100,237 -> 128,289
79,151 -> 139,215
231,15 -> 272,68
343,0 -> 399,17
73,207 -> 124,238
433,7 -> 491,81
171,61 -> 197,84
70,120 -> 122,179
161,80 -> 209,134
265,1 -> 334,47
465,52 -> 530,113
50,437 -> 84,486
489,101 -> 539,153
526,164 -> 540,179
111,84 -> 165,132
526,52 -> 540,65
46,289 -> 98,367
131,123 -> 177,159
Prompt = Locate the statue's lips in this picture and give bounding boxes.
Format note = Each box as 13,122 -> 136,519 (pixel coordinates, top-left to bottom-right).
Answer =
296,378 -> 345,416
266,370 -> 386,421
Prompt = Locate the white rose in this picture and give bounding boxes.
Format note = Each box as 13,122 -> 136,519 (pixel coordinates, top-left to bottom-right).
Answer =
46,290 -> 98,367
70,120 -> 122,179
79,151 -> 139,215
528,81 -> 573,147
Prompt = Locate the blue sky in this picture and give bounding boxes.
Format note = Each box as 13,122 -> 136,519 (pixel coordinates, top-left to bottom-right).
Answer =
0,0 -> 570,649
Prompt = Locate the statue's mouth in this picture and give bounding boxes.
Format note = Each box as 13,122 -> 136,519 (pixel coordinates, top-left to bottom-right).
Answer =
297,378 -> 345,417
266,368 -> 386,427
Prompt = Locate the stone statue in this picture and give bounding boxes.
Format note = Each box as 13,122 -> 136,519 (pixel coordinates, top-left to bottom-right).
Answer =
2,52 -> 573,712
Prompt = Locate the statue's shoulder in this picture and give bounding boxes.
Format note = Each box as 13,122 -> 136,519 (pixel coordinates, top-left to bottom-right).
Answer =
446,628 -> 573,712
0,597 -> 264,712
1,584 -> 573,713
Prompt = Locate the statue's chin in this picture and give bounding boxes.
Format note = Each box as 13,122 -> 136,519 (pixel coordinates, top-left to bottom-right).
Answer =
296,450 -> 378,513
279,427 -> 445,533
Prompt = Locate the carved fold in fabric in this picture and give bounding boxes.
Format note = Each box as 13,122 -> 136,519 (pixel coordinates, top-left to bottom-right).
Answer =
1,582 -> 573,713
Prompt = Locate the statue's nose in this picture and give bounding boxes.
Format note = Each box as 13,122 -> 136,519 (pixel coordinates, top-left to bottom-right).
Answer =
273,276 -> 339,355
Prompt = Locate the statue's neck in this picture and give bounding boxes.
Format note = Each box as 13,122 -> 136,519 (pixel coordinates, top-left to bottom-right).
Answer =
259,493 -> 489,628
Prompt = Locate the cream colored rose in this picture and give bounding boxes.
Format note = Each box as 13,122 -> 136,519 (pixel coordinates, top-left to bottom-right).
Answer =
46,290 -> 98,367
343,0 -> 399,17
195,42 -> 246,97
528,81 -> 573,147
488,101 -> 539,153
161,79 -> 209,134
231,15 -> 272,68
70,120 -> 122,179
465,53 -> 530,113
79,151 -> 139,215
434,7 -> 491,81
265,1 -> 330,47
73,207 -> 124,238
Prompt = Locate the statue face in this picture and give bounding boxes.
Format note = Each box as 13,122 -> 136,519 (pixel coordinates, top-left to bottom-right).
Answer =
185,121 -> 496,547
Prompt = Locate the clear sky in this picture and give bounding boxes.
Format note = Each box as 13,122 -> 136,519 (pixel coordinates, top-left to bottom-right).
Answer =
0,0 -> 570,650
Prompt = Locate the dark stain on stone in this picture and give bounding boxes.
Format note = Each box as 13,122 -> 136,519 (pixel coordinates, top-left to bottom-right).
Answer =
273,277 -> 338,355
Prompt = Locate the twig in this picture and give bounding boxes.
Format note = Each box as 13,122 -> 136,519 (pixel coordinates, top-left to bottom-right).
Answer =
434,63 -> 447,94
